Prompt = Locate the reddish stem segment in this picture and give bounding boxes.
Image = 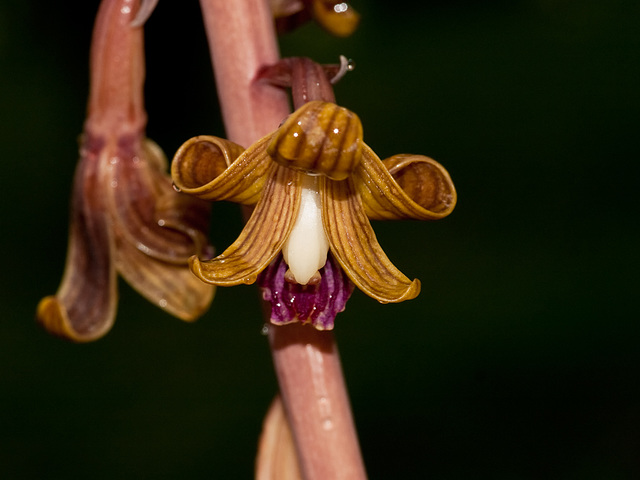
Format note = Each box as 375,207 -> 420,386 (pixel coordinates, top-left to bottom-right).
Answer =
289,57 -> 336,106
268,324 -> 367,479
199,0 -> 289,147
198,1 -> 366,478
86,0 -> 146,134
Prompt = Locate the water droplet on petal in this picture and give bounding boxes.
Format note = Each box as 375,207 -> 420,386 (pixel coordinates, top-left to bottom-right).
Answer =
159,298 -> 168,308
110,180 -> 118,188
260,324 -> 270,336
333,2 -> 348,13
157,219 -> 165,227
172,182 -> 181,193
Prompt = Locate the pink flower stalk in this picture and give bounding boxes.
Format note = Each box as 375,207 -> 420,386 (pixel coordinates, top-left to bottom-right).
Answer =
198,1 -> 368,477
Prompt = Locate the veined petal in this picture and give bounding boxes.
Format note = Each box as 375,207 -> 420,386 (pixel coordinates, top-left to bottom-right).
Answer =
114,232 -> 214,321
190,165 -> 301,286
37,138 -> 117,342
321,176 -> 420,303
354,144 -> 457,220
109,137 -> 212,264
171,134 -> 271,206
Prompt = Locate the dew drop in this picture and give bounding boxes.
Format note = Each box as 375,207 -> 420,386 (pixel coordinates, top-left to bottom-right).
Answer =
260,324 -> 270,336
136,242 -> 151,254
172,182 -> 181,193
159,298 -> 168,308
157,219 -> 165,227
333,2 -> 348,13
346,59 -> 356,71
322,418 -> 334,431
110,156 -> 118,165
110,180 -> 118,188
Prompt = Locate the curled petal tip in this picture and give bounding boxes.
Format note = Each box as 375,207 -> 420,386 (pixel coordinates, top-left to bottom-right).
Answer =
188,255 -> 260,286
36,296 -> 113,343
384,154 -> 457,216
376,278 -> 421,304
188,254 -> 206,281
130,0 -> 159,27
36,296 -> 70,340
171,135 -> 266,205
357,147 -> 457,221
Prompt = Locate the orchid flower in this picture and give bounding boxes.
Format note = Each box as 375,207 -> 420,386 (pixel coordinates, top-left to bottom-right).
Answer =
36,0 -> 214,342
171,58 -> 456,329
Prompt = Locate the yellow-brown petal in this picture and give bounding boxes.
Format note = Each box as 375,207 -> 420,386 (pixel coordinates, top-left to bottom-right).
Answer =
310,0 -> 360,37
109,138 -> 212,264
110,138 -> 215,318
37,147 -> 117,342
354,145 -> 457,221
171,134 -> 270,206
321,176 -> 421,303
190,164 -> 302,286
268,101 -> 363,181
114,231 -> 214,321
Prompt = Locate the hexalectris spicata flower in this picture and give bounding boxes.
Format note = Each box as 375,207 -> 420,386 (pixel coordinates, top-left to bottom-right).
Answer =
36,0 -> 214,342
171,95 -> 456,329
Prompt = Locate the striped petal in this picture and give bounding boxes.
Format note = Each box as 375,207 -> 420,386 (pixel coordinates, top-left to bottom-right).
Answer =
110,138 -> 212,264
171,134 -> 272,205
321,176 -> 421,303
114,231 -> 214,321
36,138 -> 117,342
107,136 -> 215,319
190,164 -> 301,286
354,145 -> 457,220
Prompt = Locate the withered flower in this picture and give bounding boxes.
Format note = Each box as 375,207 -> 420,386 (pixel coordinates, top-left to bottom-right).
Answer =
37,0 -> 214,342
172,100 -> 456,329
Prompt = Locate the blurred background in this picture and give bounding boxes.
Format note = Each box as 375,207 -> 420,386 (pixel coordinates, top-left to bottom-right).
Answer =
1,0 -> 638,478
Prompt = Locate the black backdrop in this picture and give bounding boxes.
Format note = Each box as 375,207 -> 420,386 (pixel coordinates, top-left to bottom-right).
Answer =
1,1 -> 638,478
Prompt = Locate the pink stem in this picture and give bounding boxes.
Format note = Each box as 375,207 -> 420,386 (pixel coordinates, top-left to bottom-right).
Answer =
198,1 -> 366,478
86,0 -> 146,134
268,324 -> 367,479
199,0 -> 288,147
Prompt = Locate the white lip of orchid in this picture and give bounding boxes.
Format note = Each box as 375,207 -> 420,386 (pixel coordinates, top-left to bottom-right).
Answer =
282,174 -> 330,285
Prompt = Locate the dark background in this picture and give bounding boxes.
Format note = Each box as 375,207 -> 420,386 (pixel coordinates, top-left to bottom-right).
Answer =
1,0 -> 638,478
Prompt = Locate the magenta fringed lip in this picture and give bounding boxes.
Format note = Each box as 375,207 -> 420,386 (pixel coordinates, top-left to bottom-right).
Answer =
258,253 -> 354,330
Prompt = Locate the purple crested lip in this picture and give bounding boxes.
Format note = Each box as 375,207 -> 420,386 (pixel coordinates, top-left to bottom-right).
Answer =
257,252 -> 354,330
